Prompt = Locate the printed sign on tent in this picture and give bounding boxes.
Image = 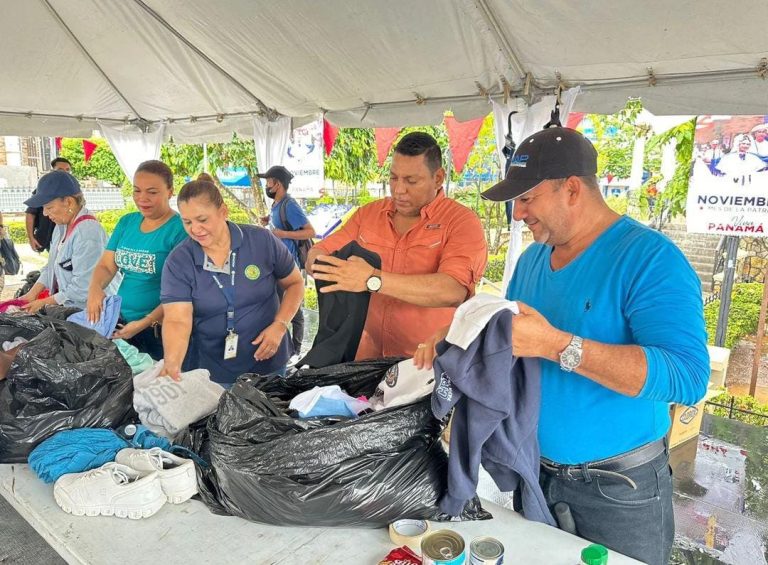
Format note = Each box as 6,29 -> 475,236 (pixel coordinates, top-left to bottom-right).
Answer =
686,115 -> 768,236
284,119 -> 324,198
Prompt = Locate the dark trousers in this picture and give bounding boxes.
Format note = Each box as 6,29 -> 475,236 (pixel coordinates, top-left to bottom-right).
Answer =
127,325 -> 164,361
540,450 -> 674,565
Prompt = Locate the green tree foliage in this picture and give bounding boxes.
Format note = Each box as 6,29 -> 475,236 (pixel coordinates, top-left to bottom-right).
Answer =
161,136 -> 264,222
642,118 -> 696,226
160,143 -> 204,190
704,283 -> 763,348
324,128 -> 378,199
589,99 -> 644,180
60,138 -> 126,187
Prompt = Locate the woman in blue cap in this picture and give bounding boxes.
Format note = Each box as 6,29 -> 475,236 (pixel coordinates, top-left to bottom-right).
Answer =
19,170 -> 116,312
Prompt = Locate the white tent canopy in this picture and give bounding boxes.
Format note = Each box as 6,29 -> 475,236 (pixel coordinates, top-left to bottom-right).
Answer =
1,0 -> 767,141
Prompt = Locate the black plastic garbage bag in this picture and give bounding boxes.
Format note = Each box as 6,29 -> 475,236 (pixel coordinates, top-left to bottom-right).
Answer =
0,314 -> 134,463
179,358 -> 491,527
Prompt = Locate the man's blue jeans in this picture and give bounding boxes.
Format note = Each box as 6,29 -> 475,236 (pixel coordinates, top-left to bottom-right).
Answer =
540,450 -> 674,565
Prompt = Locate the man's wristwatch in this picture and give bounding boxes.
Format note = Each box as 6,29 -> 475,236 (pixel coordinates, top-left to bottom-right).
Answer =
559,335 -> 583,372
366,269 -> 382,292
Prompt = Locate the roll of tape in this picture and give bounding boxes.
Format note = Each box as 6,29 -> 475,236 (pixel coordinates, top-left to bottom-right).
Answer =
388,519 -> 431,553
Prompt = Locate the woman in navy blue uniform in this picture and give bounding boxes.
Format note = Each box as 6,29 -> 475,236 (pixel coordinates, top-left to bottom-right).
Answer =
160,180 -> 303,386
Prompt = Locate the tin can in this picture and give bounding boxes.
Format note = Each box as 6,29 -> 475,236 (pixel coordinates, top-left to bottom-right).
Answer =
421,530 -> 466,565
469,536 -> 504,564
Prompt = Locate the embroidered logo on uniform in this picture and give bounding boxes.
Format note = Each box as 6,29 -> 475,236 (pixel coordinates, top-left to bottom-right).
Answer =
244,265 -> 261,280
384,365 -> 398,388
510,154 -> 529,168
436,372 -> 453,401
426,223 -> 441,230
584,299 -> 591,312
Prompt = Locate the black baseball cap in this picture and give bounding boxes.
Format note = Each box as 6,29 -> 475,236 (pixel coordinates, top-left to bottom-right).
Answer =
256,165 -> 294,189
482,127 -> 598,202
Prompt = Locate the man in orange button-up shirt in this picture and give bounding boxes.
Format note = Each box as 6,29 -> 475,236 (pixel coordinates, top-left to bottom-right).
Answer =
308,132 -> 488,360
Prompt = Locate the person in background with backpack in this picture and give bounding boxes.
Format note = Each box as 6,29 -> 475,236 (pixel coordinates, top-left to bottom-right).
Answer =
18,171 -> 117,312
258,166 -> 315,358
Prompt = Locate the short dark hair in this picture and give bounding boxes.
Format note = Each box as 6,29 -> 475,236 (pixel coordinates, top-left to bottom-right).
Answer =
135,160 -> 173,189
394,132 -> 442,173
178,180 -> 224,209
51,157 -> 71,168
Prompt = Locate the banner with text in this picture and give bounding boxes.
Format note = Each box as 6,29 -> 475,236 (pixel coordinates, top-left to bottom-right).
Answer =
284,119 -> 324,198
687,115 -> 768,236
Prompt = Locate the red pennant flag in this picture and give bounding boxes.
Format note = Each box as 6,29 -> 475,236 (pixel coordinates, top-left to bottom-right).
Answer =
374,128 -> 401,166
323,119 -> 339,157
82,140 -> 98,163
444,115 -> 484,174
55,137 -> 62,152
566,112 -> 585,129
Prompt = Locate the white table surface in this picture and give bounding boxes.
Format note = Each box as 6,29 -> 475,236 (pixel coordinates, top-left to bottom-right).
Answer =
0,464 -> 641,564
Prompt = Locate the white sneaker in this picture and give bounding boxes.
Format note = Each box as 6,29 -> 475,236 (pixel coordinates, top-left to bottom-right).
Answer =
115,447 -> 198,504
53,462 -> 165,520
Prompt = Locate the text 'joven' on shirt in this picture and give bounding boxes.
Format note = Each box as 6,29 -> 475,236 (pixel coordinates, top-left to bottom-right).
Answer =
314,190 -> 487,360
106,212 -> 187,321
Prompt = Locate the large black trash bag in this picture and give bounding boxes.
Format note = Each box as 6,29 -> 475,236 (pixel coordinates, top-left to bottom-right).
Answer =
180,359 -> 491,527
0,314 -> 135,463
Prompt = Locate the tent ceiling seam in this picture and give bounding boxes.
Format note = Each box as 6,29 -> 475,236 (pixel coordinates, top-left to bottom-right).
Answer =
132,0 -> 276,120
40,0 -> 146,123
473,0 -> 527,82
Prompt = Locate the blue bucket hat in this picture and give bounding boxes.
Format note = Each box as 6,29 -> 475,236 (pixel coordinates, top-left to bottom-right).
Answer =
24,170 -> 81,208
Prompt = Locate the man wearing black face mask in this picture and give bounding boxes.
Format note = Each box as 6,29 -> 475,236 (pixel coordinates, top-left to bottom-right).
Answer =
257,165 -> 316,357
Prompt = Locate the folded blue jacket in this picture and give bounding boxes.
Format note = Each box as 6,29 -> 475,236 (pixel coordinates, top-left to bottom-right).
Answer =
67,295 -> 122,338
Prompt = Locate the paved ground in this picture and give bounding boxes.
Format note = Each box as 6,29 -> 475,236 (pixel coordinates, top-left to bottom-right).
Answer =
0,492 -> 66,565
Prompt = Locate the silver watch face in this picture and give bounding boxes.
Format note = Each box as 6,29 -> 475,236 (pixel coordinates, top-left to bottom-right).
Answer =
561,347 -> 582,369
366,275 -> 382,292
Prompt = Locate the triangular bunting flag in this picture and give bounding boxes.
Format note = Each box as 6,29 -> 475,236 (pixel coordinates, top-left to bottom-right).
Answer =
374,128 -> 401,166
323,119 -> 339,157
566,112 -> 585,129
82,140 -> 98,163
444,115 -> 484,174
54,137 -> 62,152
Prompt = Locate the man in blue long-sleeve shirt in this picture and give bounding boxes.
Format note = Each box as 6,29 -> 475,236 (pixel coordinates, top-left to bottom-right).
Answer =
479,127 -> 710,565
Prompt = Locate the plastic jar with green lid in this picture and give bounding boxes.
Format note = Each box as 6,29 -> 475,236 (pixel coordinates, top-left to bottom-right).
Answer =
581,543 -> 608,565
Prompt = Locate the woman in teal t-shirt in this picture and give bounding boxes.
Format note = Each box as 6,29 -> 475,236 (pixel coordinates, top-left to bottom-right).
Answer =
86,160 -> 187,359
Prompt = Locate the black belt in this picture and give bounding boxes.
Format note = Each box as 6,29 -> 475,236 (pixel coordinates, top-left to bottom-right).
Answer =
540,438 -> 667,489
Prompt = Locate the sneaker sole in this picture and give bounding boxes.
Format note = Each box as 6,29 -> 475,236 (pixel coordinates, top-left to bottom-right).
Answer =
163,483 -> 198,504
53,490 -> 166,520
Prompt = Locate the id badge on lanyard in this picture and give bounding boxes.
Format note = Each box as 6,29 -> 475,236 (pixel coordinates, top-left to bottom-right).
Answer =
211,253 -> 238,361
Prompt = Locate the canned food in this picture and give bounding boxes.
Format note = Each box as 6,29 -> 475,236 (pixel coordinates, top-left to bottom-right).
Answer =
421,530 -> 466,565
469,536 -> 504,564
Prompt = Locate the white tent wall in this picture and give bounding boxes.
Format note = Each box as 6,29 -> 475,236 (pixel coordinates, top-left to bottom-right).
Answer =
98,121 -> 165,181
1,0 -> 766,140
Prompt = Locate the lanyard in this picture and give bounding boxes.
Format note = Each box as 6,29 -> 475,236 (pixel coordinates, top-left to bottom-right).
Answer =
211,252 -> 237,333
